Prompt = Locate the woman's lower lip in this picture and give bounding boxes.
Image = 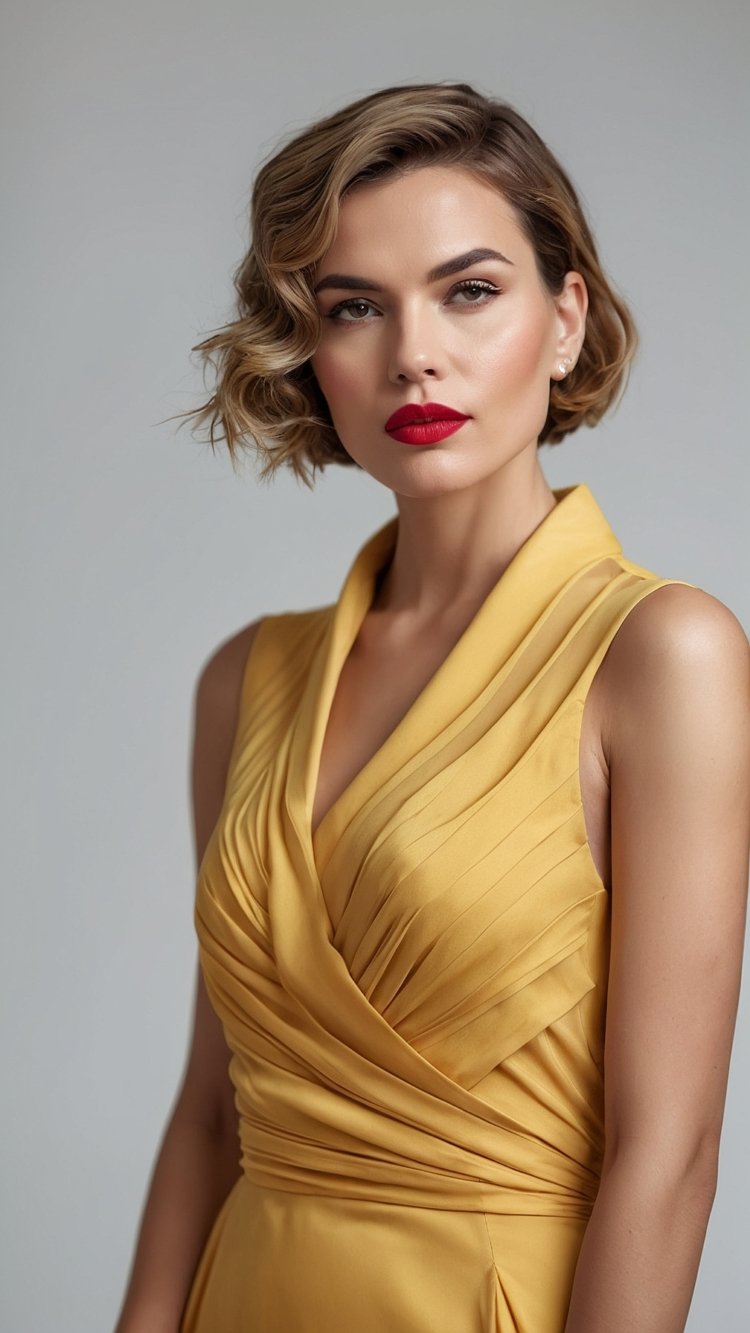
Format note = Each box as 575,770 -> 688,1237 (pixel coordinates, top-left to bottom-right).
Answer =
386,419 -> 469,445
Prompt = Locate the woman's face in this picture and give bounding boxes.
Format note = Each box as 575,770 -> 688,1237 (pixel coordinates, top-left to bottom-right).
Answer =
309,164 -> 586,497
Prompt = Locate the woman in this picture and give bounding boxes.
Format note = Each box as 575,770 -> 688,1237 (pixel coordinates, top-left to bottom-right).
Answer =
116,82 -> 750,1333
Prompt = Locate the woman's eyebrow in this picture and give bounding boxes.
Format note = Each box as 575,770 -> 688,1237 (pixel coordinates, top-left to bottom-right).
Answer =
313,247 -> 514,295
429,247 -> 515,281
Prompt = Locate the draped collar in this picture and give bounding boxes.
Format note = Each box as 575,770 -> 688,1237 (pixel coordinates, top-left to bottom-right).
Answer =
286,482 -> 623,878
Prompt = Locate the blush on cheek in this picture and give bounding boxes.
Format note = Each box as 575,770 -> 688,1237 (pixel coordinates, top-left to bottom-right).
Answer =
475,319 -> 554,448
482,319 -> 551,384
308,356 -> 368,450
309,352 -> 358,411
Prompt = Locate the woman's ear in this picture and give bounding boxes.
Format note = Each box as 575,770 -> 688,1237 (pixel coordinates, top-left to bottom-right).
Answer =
551,270 -> 588,371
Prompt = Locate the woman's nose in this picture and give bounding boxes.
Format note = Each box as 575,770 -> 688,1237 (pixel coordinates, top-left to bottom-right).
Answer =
386,305 -> 446,384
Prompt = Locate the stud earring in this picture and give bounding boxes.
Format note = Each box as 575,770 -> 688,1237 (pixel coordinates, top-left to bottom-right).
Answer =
557,358 -> 574,378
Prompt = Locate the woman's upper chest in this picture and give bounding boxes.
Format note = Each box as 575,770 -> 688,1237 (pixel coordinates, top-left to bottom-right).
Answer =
310,619 -> 612,893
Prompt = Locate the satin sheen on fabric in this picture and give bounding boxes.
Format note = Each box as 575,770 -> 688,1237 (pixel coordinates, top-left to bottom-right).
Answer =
180,483 -> 695,1333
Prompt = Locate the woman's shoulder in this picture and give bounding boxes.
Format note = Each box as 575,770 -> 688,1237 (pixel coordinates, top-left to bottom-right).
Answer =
595,582 -> 749,764
602,582 -> 747,677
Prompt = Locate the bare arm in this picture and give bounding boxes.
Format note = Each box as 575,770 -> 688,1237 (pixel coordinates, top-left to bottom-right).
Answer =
565,586 -> 750,1332
114,619 -> 262,1333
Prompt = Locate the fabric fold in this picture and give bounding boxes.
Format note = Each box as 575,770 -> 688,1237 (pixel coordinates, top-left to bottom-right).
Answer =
183,482 -> 697,1332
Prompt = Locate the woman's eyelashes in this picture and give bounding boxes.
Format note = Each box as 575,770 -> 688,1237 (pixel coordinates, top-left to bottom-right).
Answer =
324,278 -> 502,324
450,278 -> 501,306
326,297 -> 378,323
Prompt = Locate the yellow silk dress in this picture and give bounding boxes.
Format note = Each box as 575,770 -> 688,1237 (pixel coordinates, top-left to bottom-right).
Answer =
180,482 -> 695,1333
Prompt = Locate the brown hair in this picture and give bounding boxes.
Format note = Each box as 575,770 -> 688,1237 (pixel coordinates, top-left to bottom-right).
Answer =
175,81 -> 638,488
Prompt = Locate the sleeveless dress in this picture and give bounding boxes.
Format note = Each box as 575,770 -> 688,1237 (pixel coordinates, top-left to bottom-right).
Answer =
180,482 -> 696,1333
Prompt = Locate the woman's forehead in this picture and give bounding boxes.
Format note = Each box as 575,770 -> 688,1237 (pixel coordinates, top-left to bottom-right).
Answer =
318,166 -> 528,273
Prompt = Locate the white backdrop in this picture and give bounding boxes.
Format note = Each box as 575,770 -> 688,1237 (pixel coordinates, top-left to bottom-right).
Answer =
2,0 -> 748,1327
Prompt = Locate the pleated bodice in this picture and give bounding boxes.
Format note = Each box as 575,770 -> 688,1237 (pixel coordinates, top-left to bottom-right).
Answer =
182,482 -> 695,1332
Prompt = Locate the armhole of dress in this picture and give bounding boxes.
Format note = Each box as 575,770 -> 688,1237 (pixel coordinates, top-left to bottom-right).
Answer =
220,606 -> 330,796
221,613 -> 276,795
194,616 -> 279,890
572,576 -> 700,895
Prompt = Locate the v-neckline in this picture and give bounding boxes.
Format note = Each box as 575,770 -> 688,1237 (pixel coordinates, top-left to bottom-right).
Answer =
294,482 -> 622,866
308,516 -> 400,845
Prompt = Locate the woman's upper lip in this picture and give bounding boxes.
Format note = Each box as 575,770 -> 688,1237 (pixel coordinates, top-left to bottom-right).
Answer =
385,402 -> 470,430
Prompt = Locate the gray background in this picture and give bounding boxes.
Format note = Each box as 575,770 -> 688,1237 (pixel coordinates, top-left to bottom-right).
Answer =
2,0 -> 748,1328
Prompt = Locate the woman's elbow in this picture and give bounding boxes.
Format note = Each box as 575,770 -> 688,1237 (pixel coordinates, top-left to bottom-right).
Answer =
601,1123 -> 720,1207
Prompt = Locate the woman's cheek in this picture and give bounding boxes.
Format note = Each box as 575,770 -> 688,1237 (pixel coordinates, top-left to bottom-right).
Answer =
476,316 -> 550,386
310,347 -> 360,411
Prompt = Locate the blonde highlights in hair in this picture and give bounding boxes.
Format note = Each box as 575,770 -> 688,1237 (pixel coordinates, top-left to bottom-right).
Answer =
176,82 -> 638,487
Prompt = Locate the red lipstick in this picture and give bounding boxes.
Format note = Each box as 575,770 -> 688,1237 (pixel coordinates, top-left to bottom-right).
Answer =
384,401 -> 471,446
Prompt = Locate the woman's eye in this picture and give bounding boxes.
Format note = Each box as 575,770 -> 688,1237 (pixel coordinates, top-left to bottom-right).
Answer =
327,298 -> 378,322
449,279 -> 500,305
325,280 -> 499,323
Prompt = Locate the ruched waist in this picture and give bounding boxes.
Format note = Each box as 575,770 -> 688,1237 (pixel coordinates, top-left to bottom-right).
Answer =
237,1110 -> 600,1220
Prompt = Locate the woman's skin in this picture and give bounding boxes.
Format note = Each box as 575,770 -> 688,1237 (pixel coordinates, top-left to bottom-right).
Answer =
116,164 -> 750,1332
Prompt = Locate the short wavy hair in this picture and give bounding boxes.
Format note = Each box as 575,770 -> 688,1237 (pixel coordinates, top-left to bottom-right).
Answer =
176,81 -> 638,487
